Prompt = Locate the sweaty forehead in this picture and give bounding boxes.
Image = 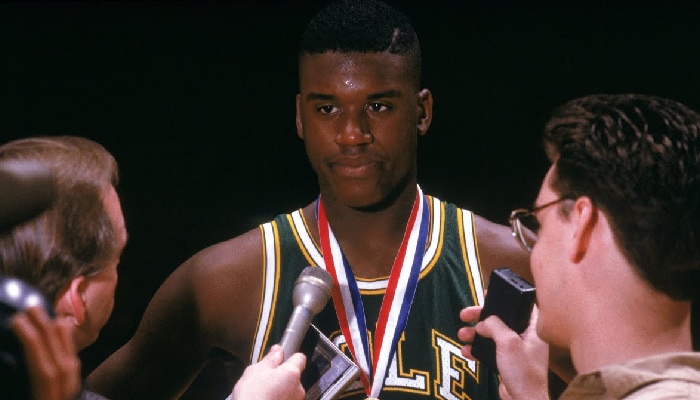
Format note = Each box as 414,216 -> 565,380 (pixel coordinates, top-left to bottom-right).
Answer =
299,52 -> 418,92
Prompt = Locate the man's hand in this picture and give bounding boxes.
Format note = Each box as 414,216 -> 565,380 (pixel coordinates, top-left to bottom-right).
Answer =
459,305 -> 549,400
231,344 -> 306,400
11,306 -> 82,400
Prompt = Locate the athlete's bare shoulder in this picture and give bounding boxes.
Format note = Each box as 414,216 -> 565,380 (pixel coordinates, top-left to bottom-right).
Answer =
183,226 -> 267,357
472,214 -> 532,286
86,226 -> 268,399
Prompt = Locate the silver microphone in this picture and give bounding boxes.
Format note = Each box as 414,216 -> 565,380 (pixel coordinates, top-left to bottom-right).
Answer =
279,266 -> 333,360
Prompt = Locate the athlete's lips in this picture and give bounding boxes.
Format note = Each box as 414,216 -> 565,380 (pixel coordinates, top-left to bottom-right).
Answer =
328,156 -> 381,178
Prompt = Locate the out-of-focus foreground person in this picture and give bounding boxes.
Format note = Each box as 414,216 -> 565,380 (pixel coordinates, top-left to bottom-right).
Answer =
0,136 -> 126,400
0,136 -> 306,400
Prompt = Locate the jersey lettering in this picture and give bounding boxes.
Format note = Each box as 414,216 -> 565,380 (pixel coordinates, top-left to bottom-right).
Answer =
433,330 -> 478,400
330,330 -> 477,397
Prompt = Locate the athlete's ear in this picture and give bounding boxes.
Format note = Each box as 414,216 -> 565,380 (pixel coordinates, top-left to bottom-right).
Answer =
54,276 -> 86,326
296,93 -> 304,140
417,89 -> 433,136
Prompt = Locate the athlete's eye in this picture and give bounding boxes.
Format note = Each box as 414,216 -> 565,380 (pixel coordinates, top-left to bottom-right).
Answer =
367,103 -> 389,112
318,105 -> 339,114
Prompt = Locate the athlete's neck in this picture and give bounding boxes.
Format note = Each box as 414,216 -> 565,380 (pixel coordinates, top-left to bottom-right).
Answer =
315,185 -> 419,278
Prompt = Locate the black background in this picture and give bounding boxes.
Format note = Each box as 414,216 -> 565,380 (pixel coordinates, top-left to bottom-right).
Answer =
2,1 -> 699,398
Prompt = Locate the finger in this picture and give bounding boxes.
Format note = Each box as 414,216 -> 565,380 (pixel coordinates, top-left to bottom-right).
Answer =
285,352 -> 307,372
460,343 -> 476,361
457,325 -> 476,343
11,309 -> 57,399
527,304 -> 539,331
25,307 -> 63,378
475,315 -> 511,340
459,306 -> 482,323
261,344 -> 284,366
54,319 -> 81,398
12,309 -> 50,372
26,306 -> 61,361
518,305 -> 540,341
27,307 -> 82,400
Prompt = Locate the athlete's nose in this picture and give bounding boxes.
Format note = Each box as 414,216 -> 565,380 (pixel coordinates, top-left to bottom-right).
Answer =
335,109 -> 373,146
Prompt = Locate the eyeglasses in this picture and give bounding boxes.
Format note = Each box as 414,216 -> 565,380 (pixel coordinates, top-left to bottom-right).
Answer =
509,197 -> 573,252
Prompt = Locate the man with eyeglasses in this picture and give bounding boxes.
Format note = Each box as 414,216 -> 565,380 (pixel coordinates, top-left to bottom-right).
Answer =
459,93 -> 700,399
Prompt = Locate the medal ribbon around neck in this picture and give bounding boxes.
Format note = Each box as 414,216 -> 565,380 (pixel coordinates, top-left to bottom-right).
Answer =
317,186 -> 429,398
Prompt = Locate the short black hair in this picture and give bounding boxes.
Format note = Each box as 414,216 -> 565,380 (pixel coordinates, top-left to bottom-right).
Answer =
300,0 -> 421,76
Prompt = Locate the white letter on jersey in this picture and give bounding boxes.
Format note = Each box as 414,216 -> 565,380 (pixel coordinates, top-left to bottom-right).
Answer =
384,333 -> 429,394
433,331 -> 477,400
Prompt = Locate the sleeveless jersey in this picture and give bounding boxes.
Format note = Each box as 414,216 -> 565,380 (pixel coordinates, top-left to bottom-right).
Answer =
249,195 -> 500,399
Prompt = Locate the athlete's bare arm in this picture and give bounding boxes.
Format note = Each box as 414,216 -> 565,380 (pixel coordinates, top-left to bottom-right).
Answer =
86,228 -> 266,400
473,214 -> 532,287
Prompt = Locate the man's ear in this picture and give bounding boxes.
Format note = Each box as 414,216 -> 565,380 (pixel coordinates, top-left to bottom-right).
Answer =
570,197 -> 596,263
54,276 -> 86,326
295,94 -> 304,140
417,88 -> 433,136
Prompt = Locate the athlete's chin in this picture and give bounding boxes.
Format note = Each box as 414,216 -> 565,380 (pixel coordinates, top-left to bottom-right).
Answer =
328,181 -> 388,209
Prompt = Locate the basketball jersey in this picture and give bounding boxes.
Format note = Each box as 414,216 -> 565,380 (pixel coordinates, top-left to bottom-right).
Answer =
249,195 -> 500,399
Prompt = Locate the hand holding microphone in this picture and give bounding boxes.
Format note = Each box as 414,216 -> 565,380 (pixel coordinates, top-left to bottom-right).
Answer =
230,344 -> 306,400
228,267 -> 333,400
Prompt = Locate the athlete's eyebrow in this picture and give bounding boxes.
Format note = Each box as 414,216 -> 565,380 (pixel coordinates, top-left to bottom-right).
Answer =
305,92 -> 334,101
367,90 -> 402,101
303,90 -> 403,102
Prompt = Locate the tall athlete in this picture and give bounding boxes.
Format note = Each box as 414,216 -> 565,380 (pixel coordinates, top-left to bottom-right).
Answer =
86,1 -> 531,399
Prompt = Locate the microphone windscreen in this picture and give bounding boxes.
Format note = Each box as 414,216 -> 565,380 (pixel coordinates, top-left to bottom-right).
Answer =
292,266 -> 333,313
0,160 -> 56,230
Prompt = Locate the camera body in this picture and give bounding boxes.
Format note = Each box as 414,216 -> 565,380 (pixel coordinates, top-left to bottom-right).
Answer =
0,276 -> 54,399
471,267 -> 536,372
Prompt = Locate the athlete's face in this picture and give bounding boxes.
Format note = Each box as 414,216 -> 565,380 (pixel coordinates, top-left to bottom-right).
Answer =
296,51 -> 432,208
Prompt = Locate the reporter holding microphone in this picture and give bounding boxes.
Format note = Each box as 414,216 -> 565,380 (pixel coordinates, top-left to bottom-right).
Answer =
232,266 -> 335,400
459,94 -> 700,399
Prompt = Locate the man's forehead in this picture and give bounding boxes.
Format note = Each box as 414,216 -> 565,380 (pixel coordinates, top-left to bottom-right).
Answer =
299,51 -> 417,86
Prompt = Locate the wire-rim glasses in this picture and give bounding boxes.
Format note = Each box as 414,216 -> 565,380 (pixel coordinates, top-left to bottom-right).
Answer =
509,197 -> 573,252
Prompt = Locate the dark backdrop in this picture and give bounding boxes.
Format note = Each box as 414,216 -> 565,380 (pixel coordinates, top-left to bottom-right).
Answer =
1,1 -> 699,398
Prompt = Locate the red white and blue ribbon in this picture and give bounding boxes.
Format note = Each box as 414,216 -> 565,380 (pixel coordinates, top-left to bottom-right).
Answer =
317,185 -> 429,398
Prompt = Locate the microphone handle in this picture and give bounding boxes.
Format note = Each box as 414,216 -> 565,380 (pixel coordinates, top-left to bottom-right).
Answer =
279,306 -> 313,361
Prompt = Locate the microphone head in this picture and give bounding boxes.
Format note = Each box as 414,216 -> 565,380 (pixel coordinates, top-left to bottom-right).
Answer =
0,160 -> 56,230
292,266 -> 333,315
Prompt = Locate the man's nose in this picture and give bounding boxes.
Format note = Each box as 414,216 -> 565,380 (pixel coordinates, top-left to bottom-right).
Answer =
335,110 -> 373,146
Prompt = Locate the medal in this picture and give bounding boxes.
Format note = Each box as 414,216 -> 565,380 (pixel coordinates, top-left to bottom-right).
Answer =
318,185 -> 429,398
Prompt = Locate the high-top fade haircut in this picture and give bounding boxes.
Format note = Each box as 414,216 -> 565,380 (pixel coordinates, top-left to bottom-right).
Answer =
299,0 -> 422,85
543,94 -> 700,301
